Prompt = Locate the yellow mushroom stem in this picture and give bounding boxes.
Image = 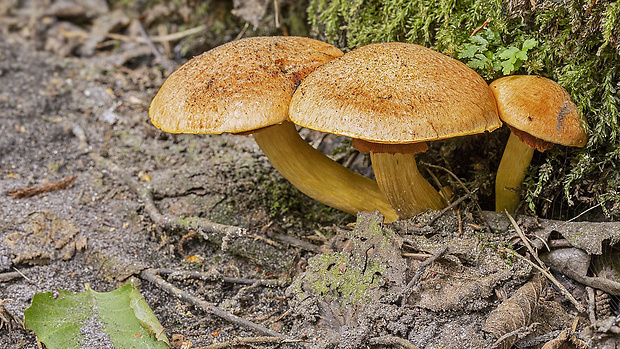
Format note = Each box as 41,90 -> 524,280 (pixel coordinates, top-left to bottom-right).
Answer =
252,121 -> 399,222
495,131 -> 535,213
370,152 -> 446,219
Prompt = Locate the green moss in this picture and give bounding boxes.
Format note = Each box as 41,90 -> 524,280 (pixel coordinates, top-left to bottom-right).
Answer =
290,212 -> 397,307
307,250 -> 386,305
308,0 -> 620,219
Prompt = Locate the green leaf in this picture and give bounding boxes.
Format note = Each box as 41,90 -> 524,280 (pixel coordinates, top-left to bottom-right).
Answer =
514,50 -> 528,61
498,46 -> 520,59
458,44 -> 480,59
522,38 -> 537,50
501,59 -> 516,75
24,283 -> 169,349
468,34 -> 488,48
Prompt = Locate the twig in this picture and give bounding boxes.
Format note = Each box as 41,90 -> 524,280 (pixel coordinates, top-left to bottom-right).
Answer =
505,210 -> 588,311
425,167 -> 450,206
140,269 -> 284,338
11,267 -> 30,282
195,336 -> 304,349
234,22 -> 249,41
419,161 -> 493,235
400,246 -> 447,306
426,188 -> 478,226
401,252 -> 433,260
505,211 -> 547,271
565,201 -> 603,223
269,232 -> 322,253
273,0 -> 280,28
586,286 -> 597,324
7,175 -> 77,198
89,152 -> 245,241
155,268 -> 288,287
106,25 -> 207,43
491,322 -> 539,349
514,330 -> 562,348
512,253 -> 585,312
471,18 -> 491,37
135,19 -> 175,74
368,335 -> 421,349
0,272 -> 22,282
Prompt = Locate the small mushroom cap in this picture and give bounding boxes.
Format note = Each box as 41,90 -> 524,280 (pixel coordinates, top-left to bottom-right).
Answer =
149,36 -> 343,134
490,75 -> 588,147
289,42 -> 501,143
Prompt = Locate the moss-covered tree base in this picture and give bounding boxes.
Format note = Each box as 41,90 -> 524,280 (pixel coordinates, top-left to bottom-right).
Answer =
308,0 -> 620,220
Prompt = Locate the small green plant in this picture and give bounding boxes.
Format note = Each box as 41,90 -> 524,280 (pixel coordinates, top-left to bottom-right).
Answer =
458,29 -> 537,78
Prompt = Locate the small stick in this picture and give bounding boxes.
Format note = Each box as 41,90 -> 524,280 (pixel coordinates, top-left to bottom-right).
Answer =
234,22 -> 249,41
269,232 -> 322,253
471,18 -> 491,37
426,189 -> 478,226
400,246 -> 447,306
7,175 -> 77,198
141,269 -> 284,338
505,211 -> 547,270
89,152 -> 245,241
0,272 -> 22,282
106,25 -> 207,43
195,336 -> 304,349
425,167 -> 450,206
420,161 -> 493,234
368,335 -> 421,349
586,286 -> 596,324
512,253 -> 585,312
273,0 -> 280,28
135,19 -> 175,74
401,252 -> 433,260
491,322 -> 538,349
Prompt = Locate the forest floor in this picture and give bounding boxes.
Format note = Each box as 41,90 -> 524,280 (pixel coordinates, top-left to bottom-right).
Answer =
0,1 -> 619,348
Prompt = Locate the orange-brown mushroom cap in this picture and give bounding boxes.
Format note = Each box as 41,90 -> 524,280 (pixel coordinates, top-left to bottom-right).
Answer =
491,75 -> 589,213
490,75 -> 588,149
149,36 -> 343,134
289,42 -> 500,219
290,42 -> 501,143
148,36 -> 399,220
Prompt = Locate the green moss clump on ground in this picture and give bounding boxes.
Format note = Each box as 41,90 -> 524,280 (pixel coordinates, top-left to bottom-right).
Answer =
308,0 -> 620,219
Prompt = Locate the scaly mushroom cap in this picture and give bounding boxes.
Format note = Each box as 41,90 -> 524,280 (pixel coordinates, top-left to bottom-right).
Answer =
289,42 -> 501,143
490,75 -> 588,148
150,36 -> 343,134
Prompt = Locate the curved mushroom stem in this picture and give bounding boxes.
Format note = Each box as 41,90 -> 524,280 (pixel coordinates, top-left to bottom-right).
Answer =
252,121 -> 399,222
370,153 -> 446,219
495,132 -> 535,213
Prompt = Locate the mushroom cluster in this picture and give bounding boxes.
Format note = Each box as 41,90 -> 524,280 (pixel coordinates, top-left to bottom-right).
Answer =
289,42 -> 501,219
149,36 -> 398,221
150,36 -> 589,222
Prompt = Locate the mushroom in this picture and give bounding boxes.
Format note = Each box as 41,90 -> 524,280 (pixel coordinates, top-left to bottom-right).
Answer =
149,36 -> 398,221
290,42 -> 501,219
490,75 -> 588,213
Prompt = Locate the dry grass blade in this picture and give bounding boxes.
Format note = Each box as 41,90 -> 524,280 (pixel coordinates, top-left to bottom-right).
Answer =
484,273 -> 545,349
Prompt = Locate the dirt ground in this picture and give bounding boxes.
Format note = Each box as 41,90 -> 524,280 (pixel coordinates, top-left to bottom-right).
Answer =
1,1 -> 619,348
